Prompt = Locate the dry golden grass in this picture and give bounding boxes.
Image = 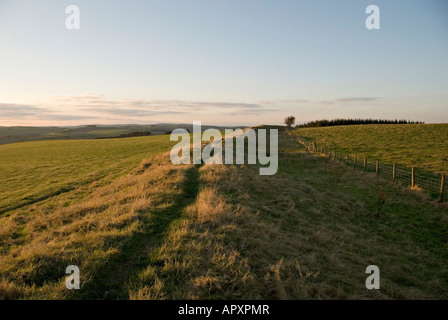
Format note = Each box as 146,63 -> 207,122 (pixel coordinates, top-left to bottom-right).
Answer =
0,152 -> 190,299
128,129 -> 448,300
1,127 -> 447,300
186,187 -> 230,223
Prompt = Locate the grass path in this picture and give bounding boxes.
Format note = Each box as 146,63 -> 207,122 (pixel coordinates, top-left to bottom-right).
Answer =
126,127 -> 448,299
75,165 -> 202,299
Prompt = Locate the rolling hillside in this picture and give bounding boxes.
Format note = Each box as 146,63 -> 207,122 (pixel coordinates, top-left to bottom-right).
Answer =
292,124 -> 448,174
0,124 -> 243,145
0,135 -> 177,215
0,127 -> 447,299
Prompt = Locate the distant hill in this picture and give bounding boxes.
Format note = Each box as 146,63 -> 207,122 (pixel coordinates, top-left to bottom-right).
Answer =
0,123 -> 246,145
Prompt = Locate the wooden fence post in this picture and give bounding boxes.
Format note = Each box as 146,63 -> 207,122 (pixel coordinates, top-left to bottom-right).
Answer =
333,152 -> 336,161
376,160 -> 379,174
363,158 -> 367,172
354,156 -> 357,170
393,163 -> 396,183
411,167 -> 415,188
439,174 -> 445,203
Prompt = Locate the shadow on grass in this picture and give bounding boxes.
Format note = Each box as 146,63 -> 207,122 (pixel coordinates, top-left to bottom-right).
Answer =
73,164 -> 201,299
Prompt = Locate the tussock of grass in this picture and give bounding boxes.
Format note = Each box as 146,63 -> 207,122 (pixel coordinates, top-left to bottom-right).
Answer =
0,151 -> 189,299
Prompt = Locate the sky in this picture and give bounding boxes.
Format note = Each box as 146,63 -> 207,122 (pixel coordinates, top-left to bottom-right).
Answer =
0,0 -> 447,126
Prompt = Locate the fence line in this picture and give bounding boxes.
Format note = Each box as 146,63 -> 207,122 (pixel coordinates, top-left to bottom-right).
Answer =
292,134 -> 446,202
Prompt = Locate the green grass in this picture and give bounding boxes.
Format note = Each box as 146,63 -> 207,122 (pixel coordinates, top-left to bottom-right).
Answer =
0,126 -> 447,300
292,124 -> 448,174
0,135 -> 176,214
129,128 -> 448,299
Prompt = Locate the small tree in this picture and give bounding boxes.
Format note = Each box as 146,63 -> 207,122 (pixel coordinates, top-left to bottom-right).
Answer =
284,116 -> 295,128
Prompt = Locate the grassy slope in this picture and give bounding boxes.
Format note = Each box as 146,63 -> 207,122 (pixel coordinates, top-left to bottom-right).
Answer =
292,124 -> 448,174
132,127 -> 447,299
0,135 -> 176,214
1,127 -> 447,299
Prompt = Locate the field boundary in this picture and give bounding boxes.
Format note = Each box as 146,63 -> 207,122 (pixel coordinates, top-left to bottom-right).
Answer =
287,128 -> 446,202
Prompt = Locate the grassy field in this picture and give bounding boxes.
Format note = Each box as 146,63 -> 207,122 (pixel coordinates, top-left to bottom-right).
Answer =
0,127 -> 447,299
0,135 -> 177,215
292,124 -> 448,174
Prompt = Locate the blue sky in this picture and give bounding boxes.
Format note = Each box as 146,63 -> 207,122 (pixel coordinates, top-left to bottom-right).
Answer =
0,0 -> 447,126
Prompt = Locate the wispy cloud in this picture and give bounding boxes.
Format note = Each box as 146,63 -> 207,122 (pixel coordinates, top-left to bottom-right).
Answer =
318,97 -> 380,105
0,94 -> 273,125
0,103 -> 43,118
0,103 -> 94,122
51,94 -> 270,115
259,97 -> 379,106
84,107 -> 184,117
0,94 -> 384,126
260,99 -> 309,105
335,97 -> 379,102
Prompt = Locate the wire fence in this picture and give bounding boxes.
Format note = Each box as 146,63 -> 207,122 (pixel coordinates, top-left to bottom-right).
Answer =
293,135 -> 447,202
